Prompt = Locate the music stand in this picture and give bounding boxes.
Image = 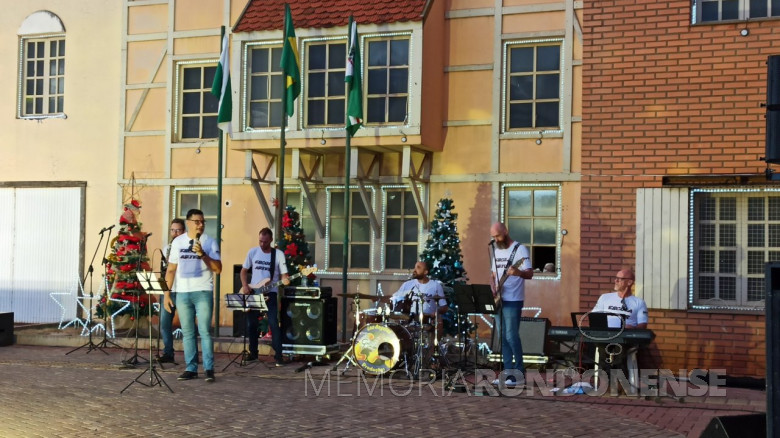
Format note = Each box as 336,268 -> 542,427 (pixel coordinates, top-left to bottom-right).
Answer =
223,293 -> 268,371
121,271 -> 172,393
452,284 -> 496,377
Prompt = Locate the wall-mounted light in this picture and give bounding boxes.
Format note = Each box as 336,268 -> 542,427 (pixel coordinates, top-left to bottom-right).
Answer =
320,131 -> 326,145
740,28 -> 749,36
401,136 -> 407,143
195,147 -> 201,154
536,131 -> 543,145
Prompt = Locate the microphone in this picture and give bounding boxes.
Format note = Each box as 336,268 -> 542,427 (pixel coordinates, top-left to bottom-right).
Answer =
189,233 -> 201,251
488,238 -> 495,246
105,224 -> 115,232
146,232 -> 153,239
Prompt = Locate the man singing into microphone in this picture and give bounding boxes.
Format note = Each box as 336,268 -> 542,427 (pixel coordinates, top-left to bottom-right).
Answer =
164,209 -> 221,383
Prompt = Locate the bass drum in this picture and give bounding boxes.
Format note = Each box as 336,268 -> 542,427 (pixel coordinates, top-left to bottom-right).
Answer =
353,323 -> 413,375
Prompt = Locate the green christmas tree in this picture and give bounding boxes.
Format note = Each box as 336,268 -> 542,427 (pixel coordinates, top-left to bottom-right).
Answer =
97,199 -> 155,319
277,205 -> 314,284
420,198 -> 469,336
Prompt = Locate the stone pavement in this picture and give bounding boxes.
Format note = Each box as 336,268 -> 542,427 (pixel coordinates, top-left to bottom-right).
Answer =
0,338 -> 767,438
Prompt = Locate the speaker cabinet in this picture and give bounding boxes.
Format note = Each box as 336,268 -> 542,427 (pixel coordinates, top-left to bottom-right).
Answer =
766,55 -> 780,163
0,312 -> 13,346
280,297 -> 337,346
701,414 -> 765,438
490,317 -> 551,357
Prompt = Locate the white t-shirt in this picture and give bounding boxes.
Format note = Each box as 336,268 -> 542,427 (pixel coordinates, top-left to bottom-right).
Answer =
592,292 -> 648,328
168,233 -> 220,293
491,242 -> 532,302
242,247 -> 288,293
392,279 -> 446,315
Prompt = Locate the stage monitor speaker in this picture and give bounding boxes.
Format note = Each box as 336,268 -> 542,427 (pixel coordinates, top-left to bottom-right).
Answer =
0,312 -> 13,346
232,264 -> 242,294
490,317 -> 550,357
701,413 -> 765,438
520,317 -> 551,356
281,297 -> 337,346
766,55 -> 780,163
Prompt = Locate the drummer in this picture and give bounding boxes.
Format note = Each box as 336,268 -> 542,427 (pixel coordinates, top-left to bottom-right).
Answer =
391,260 -> 448,318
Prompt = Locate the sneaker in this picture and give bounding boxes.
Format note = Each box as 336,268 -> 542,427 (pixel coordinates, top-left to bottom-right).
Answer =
157,354 -> 175,363
205,370 -> 215,382
177,371 -> 198,381
245,353 -> 258,362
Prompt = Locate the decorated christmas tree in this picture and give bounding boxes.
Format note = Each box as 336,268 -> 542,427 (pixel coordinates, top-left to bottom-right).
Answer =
420,198 -> 469,336
96,199 -> 155,320
277,205 -> 315,284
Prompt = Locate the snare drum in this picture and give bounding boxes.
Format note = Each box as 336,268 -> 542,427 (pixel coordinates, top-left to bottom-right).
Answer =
358,308 -> 384,326
353,323 -> 413,375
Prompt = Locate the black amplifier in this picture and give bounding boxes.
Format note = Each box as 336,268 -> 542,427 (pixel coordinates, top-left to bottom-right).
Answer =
283,286 -> 332,300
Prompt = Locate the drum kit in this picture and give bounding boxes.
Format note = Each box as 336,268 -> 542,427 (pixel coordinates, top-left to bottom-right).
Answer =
332,289 -> 448,379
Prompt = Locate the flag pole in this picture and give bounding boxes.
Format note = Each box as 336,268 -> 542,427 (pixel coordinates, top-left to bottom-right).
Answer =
342,121 -> 351,343
214,25 -> 226,337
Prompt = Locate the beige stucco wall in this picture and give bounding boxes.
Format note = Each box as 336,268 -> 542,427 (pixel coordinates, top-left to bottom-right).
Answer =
0,1 -> 123,293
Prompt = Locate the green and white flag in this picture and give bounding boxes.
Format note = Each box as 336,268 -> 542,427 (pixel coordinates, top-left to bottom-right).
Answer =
345,16 -> 362,137
212,32 -> 232,136
281,3 -> 300,117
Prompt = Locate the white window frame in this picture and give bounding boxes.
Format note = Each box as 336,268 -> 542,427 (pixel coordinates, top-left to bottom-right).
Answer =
381,185 -> 423,271
242,42 -> 284,132
173,60 -> 219,142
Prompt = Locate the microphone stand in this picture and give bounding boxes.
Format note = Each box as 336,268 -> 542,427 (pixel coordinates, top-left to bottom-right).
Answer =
122,232 -> 151,367
95,226 -> 122,350
67,226 -> 112,355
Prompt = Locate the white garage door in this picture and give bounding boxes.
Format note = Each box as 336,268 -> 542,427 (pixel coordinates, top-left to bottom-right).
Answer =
0,186 -> 82,323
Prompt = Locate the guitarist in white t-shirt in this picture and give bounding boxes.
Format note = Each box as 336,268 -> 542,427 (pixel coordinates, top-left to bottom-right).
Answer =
240,227 -> 289,366
489,222 -> 533,387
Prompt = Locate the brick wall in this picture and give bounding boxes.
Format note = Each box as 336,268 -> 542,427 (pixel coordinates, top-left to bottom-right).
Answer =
581,0 -> 776,377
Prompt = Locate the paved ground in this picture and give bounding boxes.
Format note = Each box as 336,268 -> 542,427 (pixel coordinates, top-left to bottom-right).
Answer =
0,327 -> 767,438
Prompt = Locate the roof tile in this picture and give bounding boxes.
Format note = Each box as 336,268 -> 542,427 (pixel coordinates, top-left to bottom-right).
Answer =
234,0 -> 426,33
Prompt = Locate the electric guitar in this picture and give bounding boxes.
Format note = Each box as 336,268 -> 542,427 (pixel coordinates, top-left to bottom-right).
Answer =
494,257 -> 528,307
248,266 -> 317,294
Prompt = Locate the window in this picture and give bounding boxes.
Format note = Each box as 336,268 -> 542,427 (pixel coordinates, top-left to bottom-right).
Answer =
285,191 -> 317,259
174,189 -> 219,238
177,64 -> 218,140
505,42 -> 561,131
366,38 -> 409,125
383,189 -> 419,270
306,41 -> 346,127
503,185 -> 560,272
247,45 -> 284,129
328,190 -> 373,269
695,0 -> 780,22
692,191 -> 775,307
20,37 -> 65,117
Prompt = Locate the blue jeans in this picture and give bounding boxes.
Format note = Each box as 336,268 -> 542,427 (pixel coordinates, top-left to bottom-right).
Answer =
501,300 -> 525,375
247,292 -> 282,361
160,292 -> 176,357
176,291 -> 214,372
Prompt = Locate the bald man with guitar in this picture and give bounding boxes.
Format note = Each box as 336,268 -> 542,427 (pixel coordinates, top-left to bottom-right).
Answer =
490,222 -> 533,387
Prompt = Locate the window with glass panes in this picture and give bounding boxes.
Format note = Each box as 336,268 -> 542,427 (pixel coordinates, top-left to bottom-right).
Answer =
384,189 -> 419,270
248,45 -> 284,129
306,42 -> 346,127
503,186 -> 559,272
328,191 -> 372,269
178,64 -> 218,140
366,38 -> 409,125
696,0 -> 780,23
505,43 -> 560,130
21,37 -> 65,117
175,190 -> 219,238
285,191 -> 317,259
692,191 -> 776,307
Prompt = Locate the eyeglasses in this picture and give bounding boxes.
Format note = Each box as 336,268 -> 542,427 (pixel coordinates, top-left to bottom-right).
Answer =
614,277 -> 632,282
170,228 -> 184,233
188,219 -> 206,225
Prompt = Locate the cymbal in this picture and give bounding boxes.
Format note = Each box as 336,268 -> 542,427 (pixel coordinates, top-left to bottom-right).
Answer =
337,293 -> 391,301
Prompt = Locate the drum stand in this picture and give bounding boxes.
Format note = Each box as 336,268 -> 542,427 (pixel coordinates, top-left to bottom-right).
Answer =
330,294 -> 362,375
223,293 -> 267,371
